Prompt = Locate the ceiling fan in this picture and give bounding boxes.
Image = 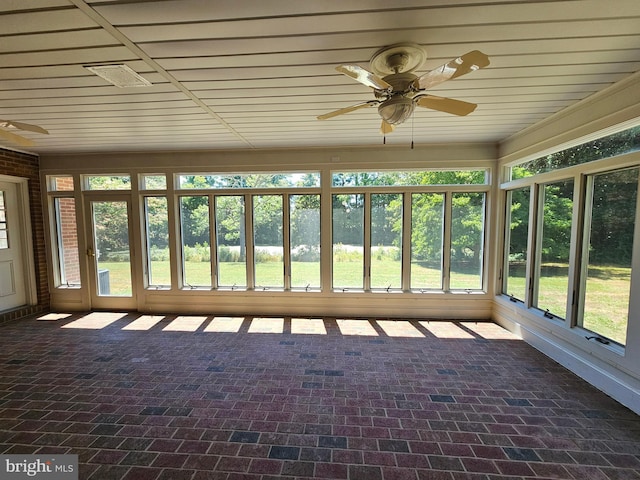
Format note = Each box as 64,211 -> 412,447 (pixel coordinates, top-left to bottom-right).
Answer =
0,119 -> 49,147
317,43 -> 490,134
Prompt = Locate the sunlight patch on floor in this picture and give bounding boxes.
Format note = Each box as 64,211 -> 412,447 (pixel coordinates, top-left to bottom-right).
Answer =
337,319 -> 378,336
291,318 -> 326,335
420,321 -> 474,339
248,317 -> 284,333
461,321 -> 515,339
163,316 -> 207,332
122,315 -> 165,331
377,320 -> 424,337
37,313 -> 72,321
204,317 -> 244,333
61,312 -> 126,329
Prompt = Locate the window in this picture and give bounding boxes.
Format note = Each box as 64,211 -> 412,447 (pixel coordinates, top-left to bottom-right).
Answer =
511,124 -> 640,179
370,193 -> 402,290
215,195 -> 246,288
578,168 -> 638,345
48,176 -> 74,191
0,191 -> 8,249
290,194 -> 320,289
253,195 -> 284,289
141,175 -> 167,190
333,169 -> 487,187
178,172 -> 320,189
52,197 -> 80,286
332,194 -> 364,290
85,175 -> 131,190
534,180 -> 574,318
143,197 -> 170,287
503,187 -> 530,301
450,193 -> 485,290
411,193 -> 444,290
501,123 -> 640,346
179,196 -> 211,288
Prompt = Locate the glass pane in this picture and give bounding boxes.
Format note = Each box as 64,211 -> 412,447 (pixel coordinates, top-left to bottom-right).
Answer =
141,175 -> 167,190
290,194 -> 320,289
332,194 -> 364,289
581,168 -> 637,345
144,197 -> 170,286
512,124 -> 640,179
86,175 -> 131,190
504,187 -> 530,300
180,196 -> 211,287
371,193 -> 402,289
91,201 -> 131,296
332,170 -> 487,186
450,193 -> 485,290
253,195 -> 284,288
54,198 -> 81,286
535,180 -> 574,317
178,172 -> 320,189
215,196 -> 247,288
0,191 -> 6,249
49,176 -> 74,191
411,193 -> 444,290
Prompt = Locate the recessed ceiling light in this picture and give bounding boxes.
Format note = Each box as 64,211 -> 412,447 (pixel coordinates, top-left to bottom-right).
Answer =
84,64 -> 152,88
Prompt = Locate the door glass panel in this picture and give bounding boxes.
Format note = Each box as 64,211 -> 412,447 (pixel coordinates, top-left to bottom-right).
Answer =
91,201 -> 132,296
290,194 -> 320,289
215,195 -> 247,288
53,197 -> 81,286
332,194 -> 364,289
0,191 -> 7,249
504,187 -> 530,301
144,196 -> 170,287
450,192 -> 485,290
411,193 -> 444,290
535,180 -> 574,317
253,195 -> 284,288
179,196 -> 211,287
581,168 -> 637,345
371,193 -> 402,289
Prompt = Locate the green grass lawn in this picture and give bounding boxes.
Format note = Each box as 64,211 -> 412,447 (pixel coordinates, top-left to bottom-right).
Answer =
99,260 -> 630,345
506,264 -> 629,345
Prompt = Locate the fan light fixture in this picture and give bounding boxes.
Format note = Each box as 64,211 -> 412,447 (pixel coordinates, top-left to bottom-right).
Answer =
84,64 -> 152,88
378,96 -> 416,125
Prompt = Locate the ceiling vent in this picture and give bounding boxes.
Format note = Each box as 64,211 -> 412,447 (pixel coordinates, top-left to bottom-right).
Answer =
85,64 -> 152,88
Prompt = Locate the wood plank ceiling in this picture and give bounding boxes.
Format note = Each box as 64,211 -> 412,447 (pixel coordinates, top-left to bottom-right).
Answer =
1,0 -> 640,154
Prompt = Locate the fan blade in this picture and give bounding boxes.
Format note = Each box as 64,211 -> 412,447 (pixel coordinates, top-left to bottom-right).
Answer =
317,101 -> 378,120
336,65 -> 391,90
413,50 -> 489,90
0,128 -> 35,147
416,95 -> 477,116
380,120 -> 395,135
6,120 -> 48,134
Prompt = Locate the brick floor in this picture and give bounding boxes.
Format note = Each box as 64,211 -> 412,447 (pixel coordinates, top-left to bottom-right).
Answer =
1,312 -> 639,479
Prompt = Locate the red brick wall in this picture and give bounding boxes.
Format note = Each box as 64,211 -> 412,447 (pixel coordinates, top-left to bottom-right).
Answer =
0,148 -> 49,323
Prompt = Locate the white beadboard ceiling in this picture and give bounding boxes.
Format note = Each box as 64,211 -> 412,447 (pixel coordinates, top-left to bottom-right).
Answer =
1,0 -> 640,154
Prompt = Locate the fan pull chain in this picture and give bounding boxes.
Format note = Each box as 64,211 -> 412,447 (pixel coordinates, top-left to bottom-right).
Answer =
383,135 -> 386,145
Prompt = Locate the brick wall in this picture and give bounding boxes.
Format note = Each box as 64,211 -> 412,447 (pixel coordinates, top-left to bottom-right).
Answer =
0,147 -> 49,324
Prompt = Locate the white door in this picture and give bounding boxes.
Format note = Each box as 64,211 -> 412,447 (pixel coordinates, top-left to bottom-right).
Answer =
0,181 -> 27,311
85,195 -> 137,310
